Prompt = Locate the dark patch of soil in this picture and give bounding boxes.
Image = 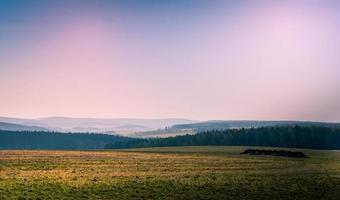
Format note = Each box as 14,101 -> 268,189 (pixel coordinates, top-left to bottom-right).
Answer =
241,149 -> 307,158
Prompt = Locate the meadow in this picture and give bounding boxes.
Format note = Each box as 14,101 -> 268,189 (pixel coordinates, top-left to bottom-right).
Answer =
0,146 -> 340,200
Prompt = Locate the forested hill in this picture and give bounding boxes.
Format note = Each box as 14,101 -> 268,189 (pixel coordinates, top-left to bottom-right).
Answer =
0,131 -> 130,150
105,126 -> 340,150
171,120 -> 340,131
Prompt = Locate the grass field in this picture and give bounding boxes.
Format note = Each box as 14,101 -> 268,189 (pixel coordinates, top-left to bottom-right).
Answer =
0,146 -> 340,200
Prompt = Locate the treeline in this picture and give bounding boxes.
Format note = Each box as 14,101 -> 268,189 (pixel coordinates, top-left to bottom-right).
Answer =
171,120 -> 340,132
3,126 -> 340,150
0,130 -> 129,150
105,126 -> 340,150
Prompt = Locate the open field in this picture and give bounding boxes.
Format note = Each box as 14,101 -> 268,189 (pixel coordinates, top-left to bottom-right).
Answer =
1,146 -> 340,200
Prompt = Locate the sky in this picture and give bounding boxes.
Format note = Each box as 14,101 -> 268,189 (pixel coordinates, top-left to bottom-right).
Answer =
0,0 -> 340,121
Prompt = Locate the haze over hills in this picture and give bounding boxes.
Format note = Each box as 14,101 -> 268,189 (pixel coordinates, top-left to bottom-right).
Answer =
2,117 -> 340,138
0,117 -> 198,135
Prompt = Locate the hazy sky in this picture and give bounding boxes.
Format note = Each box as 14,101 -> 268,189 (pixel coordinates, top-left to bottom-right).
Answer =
0,0 -> 339,121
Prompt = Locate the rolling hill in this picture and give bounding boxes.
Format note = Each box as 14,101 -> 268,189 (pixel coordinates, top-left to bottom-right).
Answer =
0,122 -> 48,131
0,117 -> 198,135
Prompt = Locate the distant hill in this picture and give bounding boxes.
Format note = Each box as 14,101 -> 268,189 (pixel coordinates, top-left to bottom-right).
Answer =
171,120 -> 340,131
130,128 -> 195,138
0,122 -> 48,131
0,117 -> 198,135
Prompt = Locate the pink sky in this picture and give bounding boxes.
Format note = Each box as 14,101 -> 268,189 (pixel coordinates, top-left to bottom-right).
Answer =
0,0 -> 339,121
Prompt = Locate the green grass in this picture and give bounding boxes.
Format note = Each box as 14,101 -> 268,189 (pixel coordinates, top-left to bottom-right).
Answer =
0,146 -> 340,199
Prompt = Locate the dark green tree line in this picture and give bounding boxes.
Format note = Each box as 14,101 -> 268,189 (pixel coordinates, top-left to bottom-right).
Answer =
105,126 -> 340,150
0,130 -> 129,150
